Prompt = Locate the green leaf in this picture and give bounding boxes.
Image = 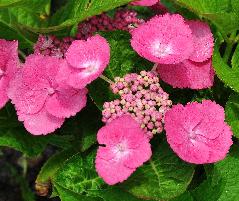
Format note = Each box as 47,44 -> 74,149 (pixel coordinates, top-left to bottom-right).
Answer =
171,192 -> 194,201
88,31 -> 152,110
54,184 -> 102,201
212,43 -> 239,93
0,127 -> 49,157
121,140 -> 195,200
36,148 -> 78,188
192,145 -> 239,201
88,78 -> 118,110
100,31 -> 152,80
60,100 -> 102,152
53,151 -> 151,201
53,151 -> 105,196
21,0 -> 133,33
231,44 -> 239,69
0,0 -> 51,15
225,93 -> 239,138
169,0 -> 239,34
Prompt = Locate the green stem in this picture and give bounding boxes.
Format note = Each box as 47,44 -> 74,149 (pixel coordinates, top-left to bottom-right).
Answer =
100,75 -> 114,85
18,50 -> 26,60
223,32 -> 237,63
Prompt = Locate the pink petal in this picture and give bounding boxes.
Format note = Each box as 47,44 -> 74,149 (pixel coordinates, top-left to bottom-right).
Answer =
131,14 -> 193,64
8,69 -> 49,114
187,20 -> 214,62
65,35 -> 110,88
0,77 -> 9,108
165,101 -> 233,164
18,108 -> 64,135
131,0 -> 159,6
157,59 -> 215,89
95,156 -> 135,185
46,86 -> 87,118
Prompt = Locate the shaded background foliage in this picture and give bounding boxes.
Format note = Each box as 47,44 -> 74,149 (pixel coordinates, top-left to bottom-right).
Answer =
0,0 -> 239,201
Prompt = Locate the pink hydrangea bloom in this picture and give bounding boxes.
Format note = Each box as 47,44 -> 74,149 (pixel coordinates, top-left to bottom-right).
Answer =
164,100 -> 233,164
131,0 -> 159,6
8,54 -> 87,135
0,39 -> 19,109
157,59 -> 215,89
131,14 -> 193,64
64,35 -> 110,89
95,115 -> 152,185
187,20 -> 214,62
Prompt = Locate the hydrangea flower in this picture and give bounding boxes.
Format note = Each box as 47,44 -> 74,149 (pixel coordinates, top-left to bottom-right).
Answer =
0,39 -> 19,109
95,115 -> 152,185
131,14 -> 193,64
8,54 -> 87,135
64,35 -> 110,89
164,100 -> 233,164
103,71 -> 172,138
187,20 -> 214,62
131,0 -> 159,6
157,59 -> 215,89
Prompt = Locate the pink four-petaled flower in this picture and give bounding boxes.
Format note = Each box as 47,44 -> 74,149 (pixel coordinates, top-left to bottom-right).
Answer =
131,14 -> 193,64
8,54 -> 87,135
164,100 -> 233,164
95,115 -> 152,185
64,34 -> 110,89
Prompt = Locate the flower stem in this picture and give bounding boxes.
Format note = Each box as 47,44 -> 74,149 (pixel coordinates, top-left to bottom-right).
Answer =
18,50 -> 26,60
151,63 -> 158,72
223,32 -> 237,63
100,75 -> 114,85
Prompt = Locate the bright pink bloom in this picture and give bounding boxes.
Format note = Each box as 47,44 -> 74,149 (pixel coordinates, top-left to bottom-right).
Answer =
95,115 -> 152,185
187,20 -> 214,62
164,100 -> 233,164
0,40 -> 19,109
131,14 -> 193,64
157,59 -> 215,89
131,0 -> 159,6
8,55 -> 87,135
65,35 -> 110,89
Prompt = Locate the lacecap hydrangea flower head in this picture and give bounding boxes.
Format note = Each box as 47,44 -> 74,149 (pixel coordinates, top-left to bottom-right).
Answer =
157,20 -> 215,89
0,39 -> 19,109
164,100 -> 233,164
95,115 -> 152,185
8,55 -> 87,135
63,35 -> 110,89
131,0 -> 159,6
131,14 -> 194,64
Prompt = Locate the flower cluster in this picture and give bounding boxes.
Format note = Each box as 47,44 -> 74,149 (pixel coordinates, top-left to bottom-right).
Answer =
34,9 -> 144,59
34,35 -> 73,58
5,35 -> 110,135
164,100 -> 233,164
131,14 -> 215,89
102,70 -> 172,138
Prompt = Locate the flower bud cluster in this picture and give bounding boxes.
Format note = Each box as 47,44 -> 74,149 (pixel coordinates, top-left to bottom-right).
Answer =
102,71 -> 172,137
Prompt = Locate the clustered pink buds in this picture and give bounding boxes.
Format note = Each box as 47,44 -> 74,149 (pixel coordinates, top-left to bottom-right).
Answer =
102,70 -> 172,138
34,9 -> 144,59
77,9 -> 144,40
34,35 -> 73,58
